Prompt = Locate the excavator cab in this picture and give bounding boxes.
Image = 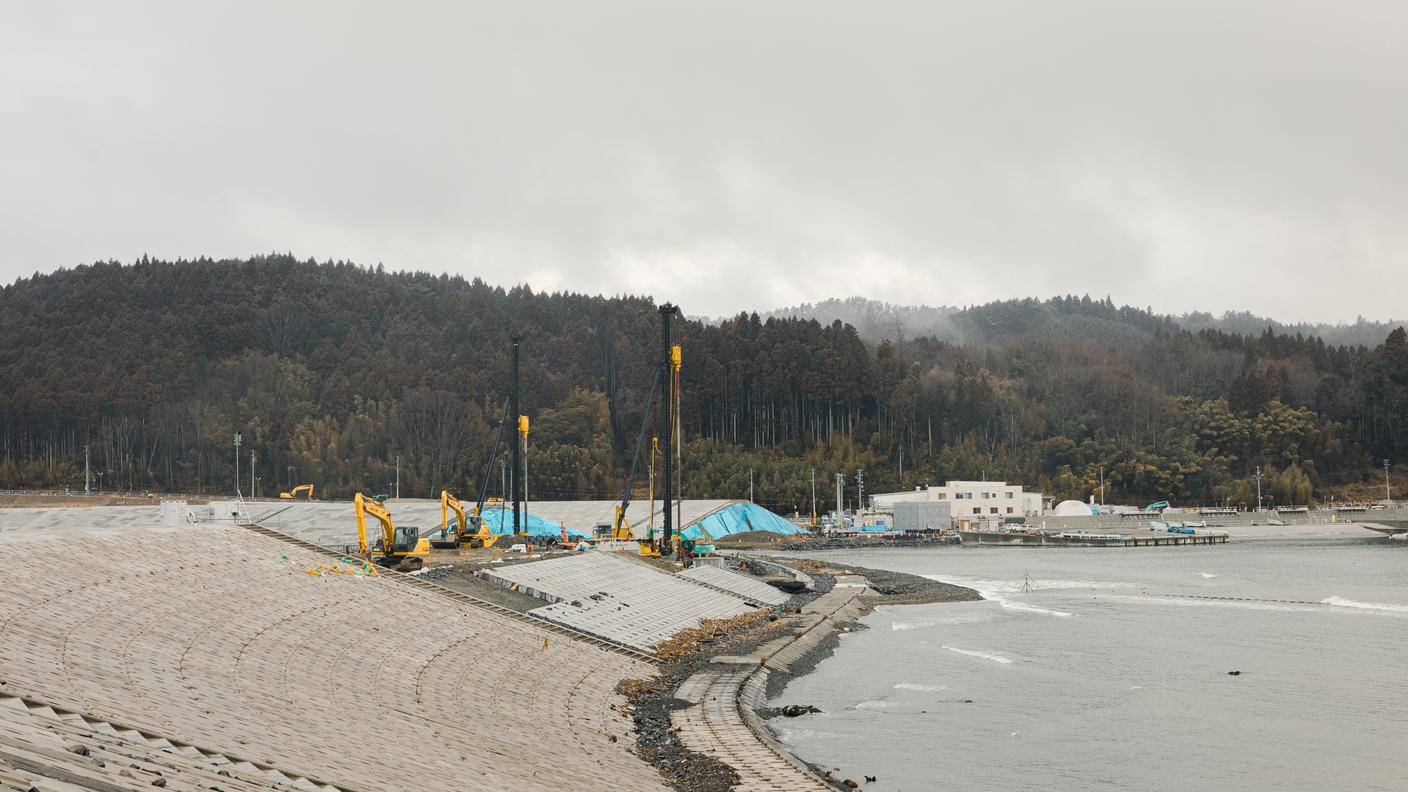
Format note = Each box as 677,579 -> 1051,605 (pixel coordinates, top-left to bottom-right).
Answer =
382,525 -> 424,555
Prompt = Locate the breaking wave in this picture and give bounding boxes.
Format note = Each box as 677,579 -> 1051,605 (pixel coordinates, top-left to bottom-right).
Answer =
984,593 -> 1074,618
942,646 -> 1014,664
1320,596 -> 1408,614
894,682 -> 947,693
854,699 -> 893,709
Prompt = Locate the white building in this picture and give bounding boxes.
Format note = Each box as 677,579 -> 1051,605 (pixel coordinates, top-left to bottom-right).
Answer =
871,481 -> 1044,518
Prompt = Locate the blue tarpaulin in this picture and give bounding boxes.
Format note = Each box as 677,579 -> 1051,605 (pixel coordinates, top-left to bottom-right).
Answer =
478,507 -> 568,537
681,503 -> 809,541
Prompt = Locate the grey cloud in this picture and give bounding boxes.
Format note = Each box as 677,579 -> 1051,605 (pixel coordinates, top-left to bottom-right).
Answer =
2,0 -> 1405,322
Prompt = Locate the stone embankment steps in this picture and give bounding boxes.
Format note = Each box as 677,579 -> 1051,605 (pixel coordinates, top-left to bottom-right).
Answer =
671,574 -> 872,791
0,691 -> 351,792
239,522 -> 657,664
674,668 -> 832,792
480,553 -> 755,651
676,566 -> 792,607
0,523 -> 665,791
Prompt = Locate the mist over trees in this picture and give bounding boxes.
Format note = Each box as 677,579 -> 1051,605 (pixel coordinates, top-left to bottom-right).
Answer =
768,296 -> 1408,350
0,256 -> 1403,512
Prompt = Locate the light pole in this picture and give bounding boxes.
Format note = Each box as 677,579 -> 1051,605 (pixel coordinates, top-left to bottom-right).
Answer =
1254,466 -> 1263,512
1385,459 -> 1392,505
234,433 -> 242,497
250,450 -> 256,498
84,444 -> 91,495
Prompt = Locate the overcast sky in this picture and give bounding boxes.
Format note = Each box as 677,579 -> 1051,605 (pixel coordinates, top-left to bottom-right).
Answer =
2,1 -> 1405,322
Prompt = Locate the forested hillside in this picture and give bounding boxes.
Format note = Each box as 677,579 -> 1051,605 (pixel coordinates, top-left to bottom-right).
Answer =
2,256 -> 1404,511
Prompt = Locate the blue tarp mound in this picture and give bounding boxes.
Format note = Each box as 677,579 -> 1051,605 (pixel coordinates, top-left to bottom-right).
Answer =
478,508 -> 569,538
681,503 -> 809,541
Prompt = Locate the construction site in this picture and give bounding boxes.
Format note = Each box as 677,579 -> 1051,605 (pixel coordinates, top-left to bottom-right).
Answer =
0,306 -> 913,792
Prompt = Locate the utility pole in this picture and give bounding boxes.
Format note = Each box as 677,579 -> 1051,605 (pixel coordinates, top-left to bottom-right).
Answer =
659,303 -> 677,555
1099,466 -> 1105,507
855,468 -> 864,515
250,450 -> 256,498
500,458 -> 507,503
1385,459 -> 1392,504
749,468 -> 754,503
233,433 -> 242,497
84,444 -> 91,495
1254,466 -> 1263,512
834,473 -> 844,531
810,467 -> 817,529
511,335 -> 522,533
395,455 -> 400,500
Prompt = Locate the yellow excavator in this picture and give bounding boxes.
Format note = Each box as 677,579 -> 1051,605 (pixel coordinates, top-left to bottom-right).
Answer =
279,484 -> 314,500
429,490 -> 503,549
354,492 -> 430,571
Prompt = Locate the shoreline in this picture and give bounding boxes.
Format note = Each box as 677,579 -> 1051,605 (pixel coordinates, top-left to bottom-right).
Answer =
623,555 -> 978,791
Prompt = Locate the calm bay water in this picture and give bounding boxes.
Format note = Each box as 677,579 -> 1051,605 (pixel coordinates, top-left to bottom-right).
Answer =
770,539 -> 1408,791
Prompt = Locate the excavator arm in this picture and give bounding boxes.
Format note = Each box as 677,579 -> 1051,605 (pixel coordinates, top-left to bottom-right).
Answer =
443,490 -> 469,538
280,484 -> 314,500
355,492 -> 392,555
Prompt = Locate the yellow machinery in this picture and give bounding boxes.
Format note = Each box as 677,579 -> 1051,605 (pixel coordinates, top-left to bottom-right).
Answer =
354,492 -> 430,571
279,484 -> 314,500
429,489 -> 503,549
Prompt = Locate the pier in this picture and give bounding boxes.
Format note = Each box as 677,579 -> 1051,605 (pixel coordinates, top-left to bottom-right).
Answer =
960,530 -> 1228,547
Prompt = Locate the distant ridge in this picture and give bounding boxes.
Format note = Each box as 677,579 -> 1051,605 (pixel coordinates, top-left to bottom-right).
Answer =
759,296 -> 1405,348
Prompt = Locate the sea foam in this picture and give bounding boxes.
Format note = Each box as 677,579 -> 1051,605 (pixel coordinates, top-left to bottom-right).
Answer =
942,645 -> 1014,664
894,682 -> 947,693
1320,596 -> 1408,614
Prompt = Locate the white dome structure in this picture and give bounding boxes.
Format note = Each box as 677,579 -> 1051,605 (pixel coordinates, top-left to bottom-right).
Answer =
1053,499 -> 1097,517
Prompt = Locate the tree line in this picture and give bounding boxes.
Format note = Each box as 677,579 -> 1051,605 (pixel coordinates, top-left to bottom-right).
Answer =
1,256 -> 1403,513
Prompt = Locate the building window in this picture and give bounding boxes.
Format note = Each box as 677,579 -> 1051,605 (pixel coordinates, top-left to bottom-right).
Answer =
972,507 -> 980,515
936,493 -> 946,500
989,507 -> 998,514
1007,507 -> 1014,513
1005,492 -> 1014,499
